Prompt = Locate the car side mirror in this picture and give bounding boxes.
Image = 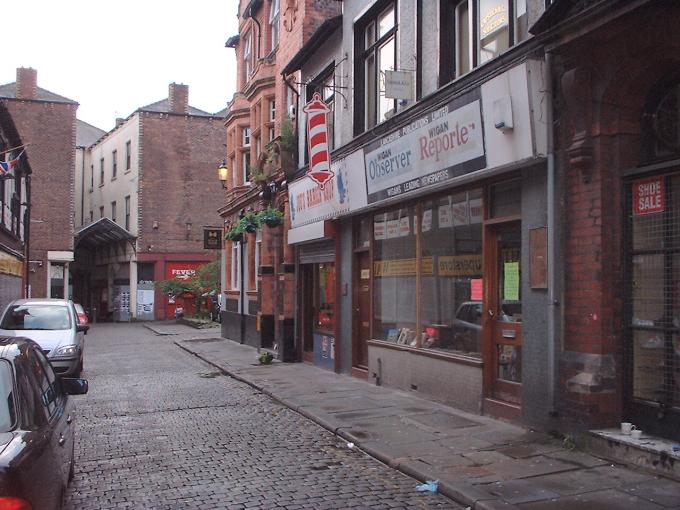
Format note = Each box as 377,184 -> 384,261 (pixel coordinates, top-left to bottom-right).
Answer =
61,377 -> 88,395
77,324 -> 89,334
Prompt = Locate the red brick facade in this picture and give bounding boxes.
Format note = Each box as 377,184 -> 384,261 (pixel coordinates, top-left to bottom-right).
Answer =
1,68 -> 77,298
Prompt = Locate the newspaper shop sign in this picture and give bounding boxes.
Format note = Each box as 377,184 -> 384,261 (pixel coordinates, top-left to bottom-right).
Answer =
364,95 -> 485,204
633,177 -> 665,215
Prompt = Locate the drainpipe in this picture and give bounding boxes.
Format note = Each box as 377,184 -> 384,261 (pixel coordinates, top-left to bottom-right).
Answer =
245,5 -> 262,61
545,51 -> 559,417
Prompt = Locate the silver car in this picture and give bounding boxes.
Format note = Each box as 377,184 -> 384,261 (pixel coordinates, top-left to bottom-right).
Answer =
0,299 -> 87,377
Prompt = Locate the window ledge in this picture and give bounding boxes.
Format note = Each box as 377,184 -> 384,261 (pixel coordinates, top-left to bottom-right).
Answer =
367,339 -> 483,367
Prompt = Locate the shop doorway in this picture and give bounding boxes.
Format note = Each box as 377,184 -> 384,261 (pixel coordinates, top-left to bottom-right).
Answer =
299,262 -> 336,369
625,173 -> 680,439
353,250 -> 371,370
484,221 -> 523,420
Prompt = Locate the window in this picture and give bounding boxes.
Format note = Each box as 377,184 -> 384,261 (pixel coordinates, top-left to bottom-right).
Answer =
231,243 -> 240,290
255,230 -> 262,291
125,195 -> 130,230
355,1 -> 397,134
441,0 -> 525,84
90,164 -> 94,188
243,152 -> 251,185
243,127 -> 251,147
269,99 -> 276,122
305,67 -> 335,163
0,361 -> 16,432
99,206 -> 104,219
99,157 -> 105,185
244,30 -> 253,79
125,140 -> 131,170
89,210 -> 93,223
268,127 -> 276,142
111,201 -> 117,223
372,189 -> 484,356
112,150 -> 118,179
269,0 -> 280,50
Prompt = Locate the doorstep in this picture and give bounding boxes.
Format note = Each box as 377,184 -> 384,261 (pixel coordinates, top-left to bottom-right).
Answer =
588,428 -> 680,481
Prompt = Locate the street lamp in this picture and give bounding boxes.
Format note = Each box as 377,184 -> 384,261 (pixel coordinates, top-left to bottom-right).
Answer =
218,160 -> 229,189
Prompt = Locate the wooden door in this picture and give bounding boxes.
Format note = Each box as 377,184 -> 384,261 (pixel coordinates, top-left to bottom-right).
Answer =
353,251 -> 371,369
484,222 -> 523,420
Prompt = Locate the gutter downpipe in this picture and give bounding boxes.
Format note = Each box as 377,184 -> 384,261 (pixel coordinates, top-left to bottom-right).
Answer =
545,50 -> 559,417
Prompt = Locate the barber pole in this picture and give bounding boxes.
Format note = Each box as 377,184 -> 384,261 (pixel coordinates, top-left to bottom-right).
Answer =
303,92 -> 333,189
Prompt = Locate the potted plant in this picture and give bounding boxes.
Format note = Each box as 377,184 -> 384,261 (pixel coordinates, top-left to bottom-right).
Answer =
278,116 -> 297,179
240,211 -> 260,233
256,206 -> 284,228
258,351 -> 274,365
249,164 -> 269,185
224,227 -> 243,243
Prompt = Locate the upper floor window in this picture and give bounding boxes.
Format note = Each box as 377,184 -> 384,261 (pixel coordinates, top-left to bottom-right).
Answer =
125,195 -> 131,230
99,206 -> 104,219
243,127 -> 251,147
111,201 -> 117,222
90,164 -> 94,188
643,72 -> 680,162
440,0 -> 527,84
244,30 -> 253,79
269,99 -> 276,122
125,140 -> 131,170
112,150 -> 118,179
355,1 -> 397,135
269,0 -> 280,50
99,157 -> 105,185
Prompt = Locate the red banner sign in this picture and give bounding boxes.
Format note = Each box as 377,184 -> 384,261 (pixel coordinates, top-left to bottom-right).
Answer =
633,177 -> 665,215
303,92 -> 333,189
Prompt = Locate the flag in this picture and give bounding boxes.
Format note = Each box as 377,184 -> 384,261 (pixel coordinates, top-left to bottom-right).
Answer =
0,149 -> 24,176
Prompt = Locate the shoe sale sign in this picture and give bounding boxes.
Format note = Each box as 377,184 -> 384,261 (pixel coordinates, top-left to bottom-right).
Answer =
633,177 -> 665,216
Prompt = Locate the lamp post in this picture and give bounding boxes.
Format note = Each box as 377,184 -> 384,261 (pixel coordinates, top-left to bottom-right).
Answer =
218,161 -> 245,344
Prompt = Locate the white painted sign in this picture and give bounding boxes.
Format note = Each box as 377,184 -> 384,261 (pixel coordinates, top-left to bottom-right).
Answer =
364,97 -> 485,204
384,70 -> 413,100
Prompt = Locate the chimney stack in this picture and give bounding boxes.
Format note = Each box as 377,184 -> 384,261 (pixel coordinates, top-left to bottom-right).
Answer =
16,67 -> 37,100
168,83 -> 189,114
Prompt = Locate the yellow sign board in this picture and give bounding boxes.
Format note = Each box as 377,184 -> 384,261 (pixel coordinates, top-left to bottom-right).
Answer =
0,252 -> 23,277
438,255 -> 482,277
374,257 -> 433,277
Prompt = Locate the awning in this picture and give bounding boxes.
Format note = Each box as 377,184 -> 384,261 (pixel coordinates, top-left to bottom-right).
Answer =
74,218 -> 136,250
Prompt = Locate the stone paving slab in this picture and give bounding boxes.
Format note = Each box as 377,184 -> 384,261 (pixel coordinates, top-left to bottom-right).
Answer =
170,326 -> 680,509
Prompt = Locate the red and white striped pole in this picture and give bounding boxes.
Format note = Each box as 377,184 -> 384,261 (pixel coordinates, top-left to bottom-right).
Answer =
303,92 -> 333,189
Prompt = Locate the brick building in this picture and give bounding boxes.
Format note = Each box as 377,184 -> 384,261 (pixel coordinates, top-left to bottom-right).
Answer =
219,0 -> 341,353
0,102 -> 32,311
532,0 -> 680,441
0,68 -> 77,299
73,83 -> 226,321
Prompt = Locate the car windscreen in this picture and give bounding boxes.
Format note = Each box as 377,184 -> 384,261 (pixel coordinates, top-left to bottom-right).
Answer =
0,361 -> 16,432
0,305 -> 71,331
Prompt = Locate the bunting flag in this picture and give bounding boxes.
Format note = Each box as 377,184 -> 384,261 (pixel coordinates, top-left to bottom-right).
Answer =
303,92 -> 333,189
0,149 -> 24,176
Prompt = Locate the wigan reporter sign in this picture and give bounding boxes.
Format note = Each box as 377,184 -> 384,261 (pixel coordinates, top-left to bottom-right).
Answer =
364,93 -> 485,204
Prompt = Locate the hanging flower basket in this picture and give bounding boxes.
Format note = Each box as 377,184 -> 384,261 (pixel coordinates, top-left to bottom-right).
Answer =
256,206 -> 284,229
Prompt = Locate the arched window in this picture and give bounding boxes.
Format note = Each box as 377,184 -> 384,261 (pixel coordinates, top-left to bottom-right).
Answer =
643,71 -> 680,161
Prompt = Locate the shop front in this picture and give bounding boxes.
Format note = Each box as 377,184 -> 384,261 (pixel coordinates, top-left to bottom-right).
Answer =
345,60 -> 550,420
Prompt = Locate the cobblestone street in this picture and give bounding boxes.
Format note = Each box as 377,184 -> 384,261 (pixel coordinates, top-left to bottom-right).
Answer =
65,323 -> 460,509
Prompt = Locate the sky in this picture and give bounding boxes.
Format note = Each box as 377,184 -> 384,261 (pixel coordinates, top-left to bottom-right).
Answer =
2,0 -> 239,132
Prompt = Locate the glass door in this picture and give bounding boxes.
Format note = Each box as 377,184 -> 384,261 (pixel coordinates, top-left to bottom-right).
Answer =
484,222 -> 523,419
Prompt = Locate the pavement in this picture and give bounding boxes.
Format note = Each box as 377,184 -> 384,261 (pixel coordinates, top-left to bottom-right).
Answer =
146,322 -> 680,509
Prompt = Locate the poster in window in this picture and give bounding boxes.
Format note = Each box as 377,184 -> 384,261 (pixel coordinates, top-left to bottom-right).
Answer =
422,209 -> 432,232
633,177 -> 665,215
503,262 -> 520,301
439,205 -> 453,228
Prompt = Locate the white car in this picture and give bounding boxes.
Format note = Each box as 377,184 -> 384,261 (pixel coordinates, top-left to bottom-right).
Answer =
0,298 -> 88,377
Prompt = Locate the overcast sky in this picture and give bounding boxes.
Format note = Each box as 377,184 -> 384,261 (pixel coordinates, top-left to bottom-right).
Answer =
2,0 -> 239,132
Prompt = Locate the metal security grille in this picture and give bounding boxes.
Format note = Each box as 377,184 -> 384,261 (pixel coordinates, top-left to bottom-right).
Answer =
626,173 -> 680,426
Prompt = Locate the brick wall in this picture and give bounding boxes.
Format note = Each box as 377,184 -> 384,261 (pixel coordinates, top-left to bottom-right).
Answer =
2,93 -> 77,297
137,112 -> 226,255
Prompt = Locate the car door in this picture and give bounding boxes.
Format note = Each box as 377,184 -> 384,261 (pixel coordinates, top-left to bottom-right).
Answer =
14,347 -> 63,509
35,348 -> 74,485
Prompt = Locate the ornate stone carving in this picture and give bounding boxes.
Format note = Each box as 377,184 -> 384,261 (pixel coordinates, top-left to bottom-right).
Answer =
283,0 -> 298,32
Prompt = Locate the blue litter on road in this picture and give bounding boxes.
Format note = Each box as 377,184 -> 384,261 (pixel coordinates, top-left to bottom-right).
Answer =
416,480 -> 439,493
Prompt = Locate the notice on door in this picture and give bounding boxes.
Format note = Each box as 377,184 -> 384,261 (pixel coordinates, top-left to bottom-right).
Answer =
633,177 -> 665,215
504,262 -> 520,301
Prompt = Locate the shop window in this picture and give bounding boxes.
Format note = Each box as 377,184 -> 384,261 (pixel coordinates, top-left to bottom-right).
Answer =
354,1 -> 397,135
421,190 -> 484,355
315,264 -> 335,332
231,243 -> 240,290
439,0 -> 526,85
373,205 -> 418,343
627,174 -> 680,408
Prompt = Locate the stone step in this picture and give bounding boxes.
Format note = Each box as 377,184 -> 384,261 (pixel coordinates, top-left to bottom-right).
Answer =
588,428 -> 680,481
